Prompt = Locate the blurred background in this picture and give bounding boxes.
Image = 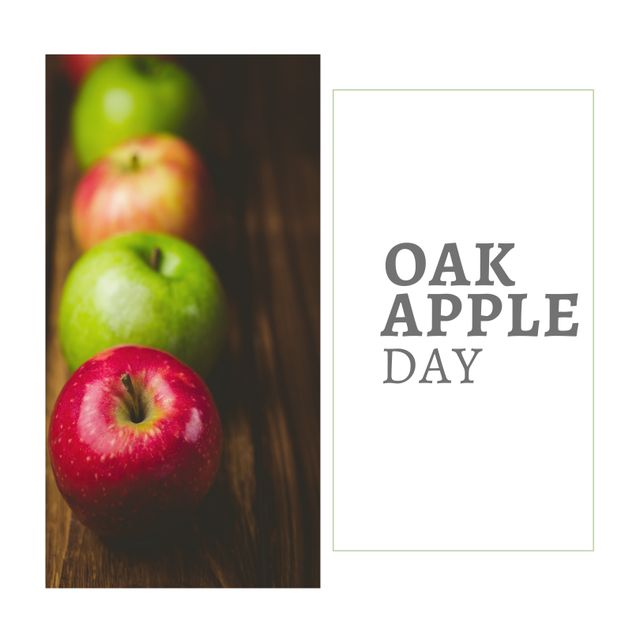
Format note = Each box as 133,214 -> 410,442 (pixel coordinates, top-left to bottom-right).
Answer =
46,55 -> 319,587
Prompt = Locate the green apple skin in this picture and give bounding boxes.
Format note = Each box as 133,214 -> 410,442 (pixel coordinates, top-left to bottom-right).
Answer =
72,56 -> 206,168
59,232 -> 226,377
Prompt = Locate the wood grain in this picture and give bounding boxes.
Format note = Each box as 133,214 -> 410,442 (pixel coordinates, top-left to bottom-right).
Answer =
45,55 -> 320,588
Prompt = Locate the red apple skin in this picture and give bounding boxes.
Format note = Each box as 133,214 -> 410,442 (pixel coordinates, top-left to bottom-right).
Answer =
49,345 -> 223,537
72,134 -> 212,251
62,55 -> 175,87
62,55 -> 110,86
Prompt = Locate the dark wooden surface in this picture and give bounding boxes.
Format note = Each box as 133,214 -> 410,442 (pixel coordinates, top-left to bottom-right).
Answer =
46,56 -> 320,587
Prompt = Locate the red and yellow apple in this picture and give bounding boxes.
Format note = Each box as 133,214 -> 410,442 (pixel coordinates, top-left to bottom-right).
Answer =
48,345 -> 223,537
71,134 -> 212,250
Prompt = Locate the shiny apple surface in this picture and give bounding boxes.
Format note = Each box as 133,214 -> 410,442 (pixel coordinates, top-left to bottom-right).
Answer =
49,345 -> 222,537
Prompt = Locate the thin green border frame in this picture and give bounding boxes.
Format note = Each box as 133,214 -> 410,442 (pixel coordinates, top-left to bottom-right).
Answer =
332,88 -> 595,552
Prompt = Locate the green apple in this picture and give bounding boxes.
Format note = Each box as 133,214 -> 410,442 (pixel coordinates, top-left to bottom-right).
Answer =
72,56 -> 206,168
59,232 -> 226,376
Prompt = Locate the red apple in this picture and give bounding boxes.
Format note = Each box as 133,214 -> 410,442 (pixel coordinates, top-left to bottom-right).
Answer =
48,345 -> 223,537
62,55 -> 176,87
62,55 -> 110,86
71,133 -> 212,251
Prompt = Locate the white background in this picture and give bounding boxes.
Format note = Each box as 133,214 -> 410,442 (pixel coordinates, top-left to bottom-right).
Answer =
2,1 -> 640,638
334,90 -> 593,550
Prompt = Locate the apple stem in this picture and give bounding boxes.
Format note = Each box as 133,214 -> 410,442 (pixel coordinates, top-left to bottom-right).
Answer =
121,374 -> 144,423
130,153 -> 140,171
150,247 -> 161,271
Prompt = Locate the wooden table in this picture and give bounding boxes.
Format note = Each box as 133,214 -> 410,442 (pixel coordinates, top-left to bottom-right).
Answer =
46,55 -> 320,587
